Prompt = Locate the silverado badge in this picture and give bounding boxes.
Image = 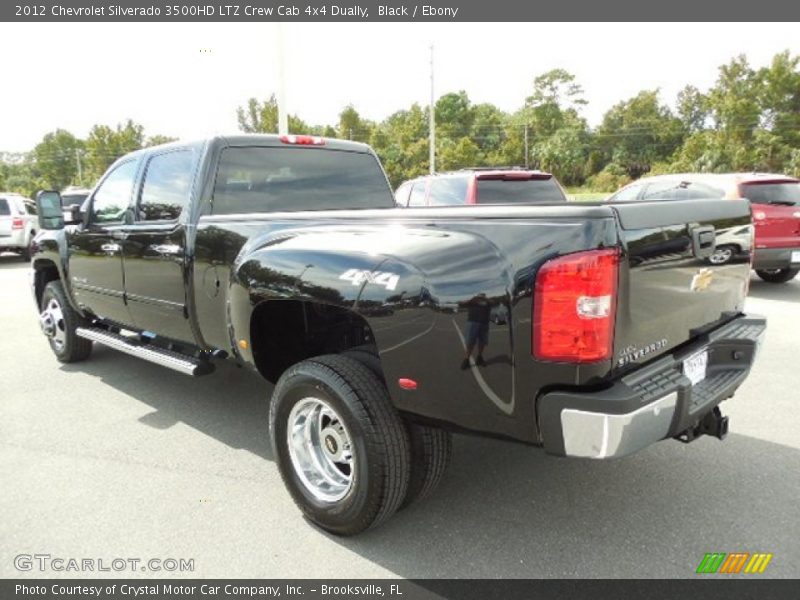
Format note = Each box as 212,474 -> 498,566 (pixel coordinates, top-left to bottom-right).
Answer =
690,268 -> 714,292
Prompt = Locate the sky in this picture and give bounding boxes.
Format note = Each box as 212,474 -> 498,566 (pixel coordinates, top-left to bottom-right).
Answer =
1,22 -> 799,153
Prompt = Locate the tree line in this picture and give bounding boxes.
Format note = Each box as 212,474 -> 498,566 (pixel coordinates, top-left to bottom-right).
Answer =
2,50 -> 798,197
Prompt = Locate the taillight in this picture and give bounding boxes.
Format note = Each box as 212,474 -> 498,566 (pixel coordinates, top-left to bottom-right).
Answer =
11,217 -> 24,230
533,248 -> 619,363
279,134 -> 325,146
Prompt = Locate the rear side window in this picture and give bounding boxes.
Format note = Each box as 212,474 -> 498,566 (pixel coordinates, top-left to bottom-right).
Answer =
24,202 -> 36,215
0,199 -> 10,216
609,184 -> 643,202
641,181 -> 725,201
476,177 -> 565,204
428,177 -> 469,206
212,147 -> 394,214
740,182 -> 800,206
139,149 -> 195,221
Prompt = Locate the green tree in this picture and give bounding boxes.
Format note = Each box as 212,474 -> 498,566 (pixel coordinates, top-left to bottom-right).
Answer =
435,91 -> 474,141
524,68 -> 587,138
470,103 -> 508,164
676,85 -> 709,133
338,105 -> 372,142
438,137 -> 480,171
595,90 -> 685,178
84,120 -> 145,182
758,50 -> 800,150
32,129 -> 84,191
146,134 -> 178,147
236,95 -> 311,134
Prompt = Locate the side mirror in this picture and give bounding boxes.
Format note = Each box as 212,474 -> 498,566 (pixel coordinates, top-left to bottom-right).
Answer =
35,191 -> 65,230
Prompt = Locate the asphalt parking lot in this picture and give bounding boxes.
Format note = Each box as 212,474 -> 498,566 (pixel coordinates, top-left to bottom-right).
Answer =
1,254 -> 798,579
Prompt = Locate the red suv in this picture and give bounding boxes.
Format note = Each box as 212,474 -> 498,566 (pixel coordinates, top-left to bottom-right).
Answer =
395,168 -> 567,207
608,173 -> 800,283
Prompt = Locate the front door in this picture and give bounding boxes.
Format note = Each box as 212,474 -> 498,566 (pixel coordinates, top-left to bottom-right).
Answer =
122,147 -> 197,343
67,159 -> 139,326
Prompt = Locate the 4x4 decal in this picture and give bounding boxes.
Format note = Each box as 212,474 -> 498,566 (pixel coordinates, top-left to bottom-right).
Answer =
338,269 -> 399,291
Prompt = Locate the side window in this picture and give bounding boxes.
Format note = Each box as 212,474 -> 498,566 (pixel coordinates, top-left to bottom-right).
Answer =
428,177 -> 469,206
641,181 -> 683,201
138,150 -> 194,221
609,184 -> 643,202
683,182 -> 726,200
395,182 -> 412,207
0,199 -> 9,216
91,161 -> 138,224
408,181 -> 427,207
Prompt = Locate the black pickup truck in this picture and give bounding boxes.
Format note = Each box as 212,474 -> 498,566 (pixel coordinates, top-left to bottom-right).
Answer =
31,135 -> 766,535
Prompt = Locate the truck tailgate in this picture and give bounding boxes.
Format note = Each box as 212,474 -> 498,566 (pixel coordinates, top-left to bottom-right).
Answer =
611,199 -> 752,370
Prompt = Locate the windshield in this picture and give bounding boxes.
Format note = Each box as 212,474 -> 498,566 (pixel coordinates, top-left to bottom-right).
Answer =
476,177 -> 566,204
739,181 -> 800,206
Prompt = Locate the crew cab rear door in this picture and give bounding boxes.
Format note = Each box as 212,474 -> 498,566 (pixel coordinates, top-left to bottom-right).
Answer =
739,179 -> 800,250
610,198 -> 752,371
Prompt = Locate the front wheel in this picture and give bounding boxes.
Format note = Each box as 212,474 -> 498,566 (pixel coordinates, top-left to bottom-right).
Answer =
269,354 -> 410,536
708,245 -> 736,265
40,280 -> 92,363
755,268 -> 799,284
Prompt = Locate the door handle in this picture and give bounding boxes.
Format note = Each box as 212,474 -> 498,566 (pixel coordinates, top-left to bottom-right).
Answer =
149,244 -> 183,256
100,243 -> 121,254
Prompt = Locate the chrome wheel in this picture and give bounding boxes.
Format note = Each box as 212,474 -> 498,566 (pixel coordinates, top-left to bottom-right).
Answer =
287,397 -> 354,503
40,297 -> 66,351
709,246 -> 734,265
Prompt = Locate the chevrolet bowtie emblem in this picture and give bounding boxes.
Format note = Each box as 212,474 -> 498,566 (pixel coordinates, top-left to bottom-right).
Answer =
691,268 -> 714,292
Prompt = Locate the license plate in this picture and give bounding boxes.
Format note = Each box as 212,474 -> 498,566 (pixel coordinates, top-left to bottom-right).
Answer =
791,250 -> 800,263
684,349 -> 708,386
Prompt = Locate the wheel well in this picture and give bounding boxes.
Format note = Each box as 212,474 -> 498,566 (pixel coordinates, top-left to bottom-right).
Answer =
32,260 -> 60,308
250,300 -> 380,383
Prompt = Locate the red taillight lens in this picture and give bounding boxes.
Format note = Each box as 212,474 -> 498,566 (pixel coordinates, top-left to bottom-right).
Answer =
279,134 -> 325,146
533,248 -> 619,363
11,217 -> 24,230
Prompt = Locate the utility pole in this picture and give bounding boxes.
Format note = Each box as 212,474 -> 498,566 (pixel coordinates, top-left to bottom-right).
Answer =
75,149 -> 83,186
429,44 -> 435,174
276,23 -> 288,135
524,125 -> 529,169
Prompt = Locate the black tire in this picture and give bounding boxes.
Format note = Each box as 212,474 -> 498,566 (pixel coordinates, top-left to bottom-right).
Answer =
342,345 -> 384,381
269,354 -> 410,536
755,268 -> 799,284
40,280 -> 92,363
401,423 -> 452,509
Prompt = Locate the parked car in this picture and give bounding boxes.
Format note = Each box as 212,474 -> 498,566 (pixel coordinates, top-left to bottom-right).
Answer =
31,135 -> 764,535
395,168 -> 567,207
60,187 -> 92,221
0,192 -> 37,260
607,173 -> 800,283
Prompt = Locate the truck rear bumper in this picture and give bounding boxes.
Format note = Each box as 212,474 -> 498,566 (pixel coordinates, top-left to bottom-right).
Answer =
753,246 -> 800,270
537,314 -> 766,459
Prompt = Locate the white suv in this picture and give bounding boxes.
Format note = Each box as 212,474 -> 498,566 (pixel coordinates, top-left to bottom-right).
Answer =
0,192 -> 37,261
